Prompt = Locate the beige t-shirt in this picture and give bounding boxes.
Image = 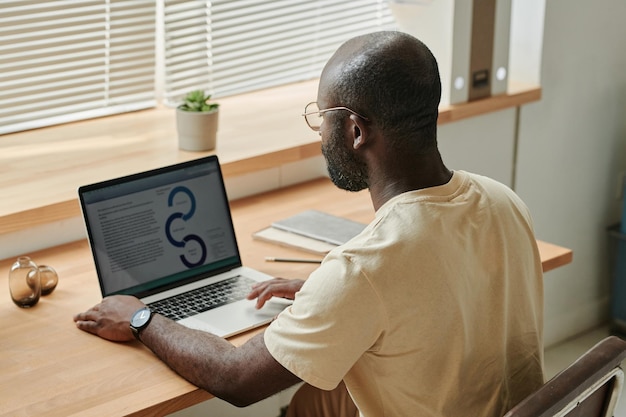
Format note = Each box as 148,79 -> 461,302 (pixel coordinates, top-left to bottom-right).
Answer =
265,171 -> 544,417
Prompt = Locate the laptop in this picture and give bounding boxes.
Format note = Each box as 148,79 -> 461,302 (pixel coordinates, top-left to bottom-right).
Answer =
78,155 -> 287,338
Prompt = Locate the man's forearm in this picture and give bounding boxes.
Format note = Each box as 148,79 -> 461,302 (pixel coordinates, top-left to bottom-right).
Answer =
139,314 -> 300,407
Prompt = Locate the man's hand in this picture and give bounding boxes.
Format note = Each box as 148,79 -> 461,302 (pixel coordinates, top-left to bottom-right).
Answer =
73,295 -> 146,342
247,278 -> 305,309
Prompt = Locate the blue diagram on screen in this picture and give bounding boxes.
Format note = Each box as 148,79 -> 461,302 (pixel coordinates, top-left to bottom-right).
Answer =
165,186 -> 207,268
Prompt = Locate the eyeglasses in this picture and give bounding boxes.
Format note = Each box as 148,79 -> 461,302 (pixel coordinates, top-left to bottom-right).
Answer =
302,101 -> 369,131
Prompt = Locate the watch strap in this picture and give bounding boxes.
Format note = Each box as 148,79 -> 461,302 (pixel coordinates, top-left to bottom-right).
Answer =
130,307 -> 153,341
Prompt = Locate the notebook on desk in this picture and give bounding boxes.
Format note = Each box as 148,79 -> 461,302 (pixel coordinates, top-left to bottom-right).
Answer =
271,210 -> 366,246
252,210 -> 366,254
78,155 -> 286,338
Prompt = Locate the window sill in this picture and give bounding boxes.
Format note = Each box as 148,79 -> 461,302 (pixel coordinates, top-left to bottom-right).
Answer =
0,79 -> 540,236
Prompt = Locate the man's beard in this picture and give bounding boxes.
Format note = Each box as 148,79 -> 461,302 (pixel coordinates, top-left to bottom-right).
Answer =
321,126 -> 369,192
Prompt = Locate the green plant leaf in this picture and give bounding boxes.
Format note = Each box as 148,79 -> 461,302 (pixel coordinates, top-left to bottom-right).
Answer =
179,90 -> 219,112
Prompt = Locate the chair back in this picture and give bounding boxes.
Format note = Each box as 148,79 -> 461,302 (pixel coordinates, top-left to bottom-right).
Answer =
504,335 -> 626,417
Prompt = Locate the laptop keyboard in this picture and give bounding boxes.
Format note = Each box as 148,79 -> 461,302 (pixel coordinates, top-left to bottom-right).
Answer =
148,275 -> 255,321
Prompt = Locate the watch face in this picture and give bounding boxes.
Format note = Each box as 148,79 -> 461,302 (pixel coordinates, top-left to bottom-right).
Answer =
131,307 -> 151,328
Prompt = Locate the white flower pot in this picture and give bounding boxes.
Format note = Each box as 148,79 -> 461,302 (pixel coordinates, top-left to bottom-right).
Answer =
176,108 -> 219,151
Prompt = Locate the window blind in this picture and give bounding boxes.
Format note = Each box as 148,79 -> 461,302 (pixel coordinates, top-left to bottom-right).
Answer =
0,0 -> 156,135
163,0 -> 396,105
1,0 -> 395,134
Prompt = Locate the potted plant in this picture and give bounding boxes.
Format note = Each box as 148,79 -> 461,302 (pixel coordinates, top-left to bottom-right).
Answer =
176,90 -> 220,151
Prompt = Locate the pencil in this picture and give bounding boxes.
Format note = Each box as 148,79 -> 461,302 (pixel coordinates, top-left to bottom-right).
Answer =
265,256 -> 322,264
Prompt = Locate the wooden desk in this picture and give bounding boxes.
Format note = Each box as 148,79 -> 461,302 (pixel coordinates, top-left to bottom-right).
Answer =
0,178 -> 572,417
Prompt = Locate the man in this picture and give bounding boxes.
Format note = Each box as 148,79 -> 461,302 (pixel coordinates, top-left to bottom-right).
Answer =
74,31 -> 544,416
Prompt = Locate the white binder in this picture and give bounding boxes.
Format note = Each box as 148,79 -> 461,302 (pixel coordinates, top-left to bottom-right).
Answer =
389,0 -> 512,106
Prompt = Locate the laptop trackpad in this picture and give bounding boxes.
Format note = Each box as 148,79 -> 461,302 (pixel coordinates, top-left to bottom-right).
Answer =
179,299 -> 289,338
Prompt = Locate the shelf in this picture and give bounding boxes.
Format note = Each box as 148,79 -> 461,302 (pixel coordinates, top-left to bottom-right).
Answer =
0,80 -> 540,235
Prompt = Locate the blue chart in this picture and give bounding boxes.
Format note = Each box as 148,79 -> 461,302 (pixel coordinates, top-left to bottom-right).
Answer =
165,186 -> 207,268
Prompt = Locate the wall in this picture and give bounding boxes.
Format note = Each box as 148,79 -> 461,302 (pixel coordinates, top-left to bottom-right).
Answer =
514,0 -> 626,346
438,108 -> 517,187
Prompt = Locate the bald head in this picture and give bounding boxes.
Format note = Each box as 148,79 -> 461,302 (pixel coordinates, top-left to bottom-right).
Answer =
319,31 -> 441,155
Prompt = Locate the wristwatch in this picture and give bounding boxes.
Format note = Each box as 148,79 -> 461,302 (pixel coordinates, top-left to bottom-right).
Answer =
130,307 -> 153,341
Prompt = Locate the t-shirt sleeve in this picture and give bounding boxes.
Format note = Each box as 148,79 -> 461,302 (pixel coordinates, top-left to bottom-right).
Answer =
264,254 -> 385,390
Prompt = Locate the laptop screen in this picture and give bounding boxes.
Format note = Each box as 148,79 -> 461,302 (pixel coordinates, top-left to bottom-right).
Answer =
79,156 -> 242,297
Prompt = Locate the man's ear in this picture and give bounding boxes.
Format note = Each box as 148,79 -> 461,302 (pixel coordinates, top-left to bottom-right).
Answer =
349,114 -> 368,150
